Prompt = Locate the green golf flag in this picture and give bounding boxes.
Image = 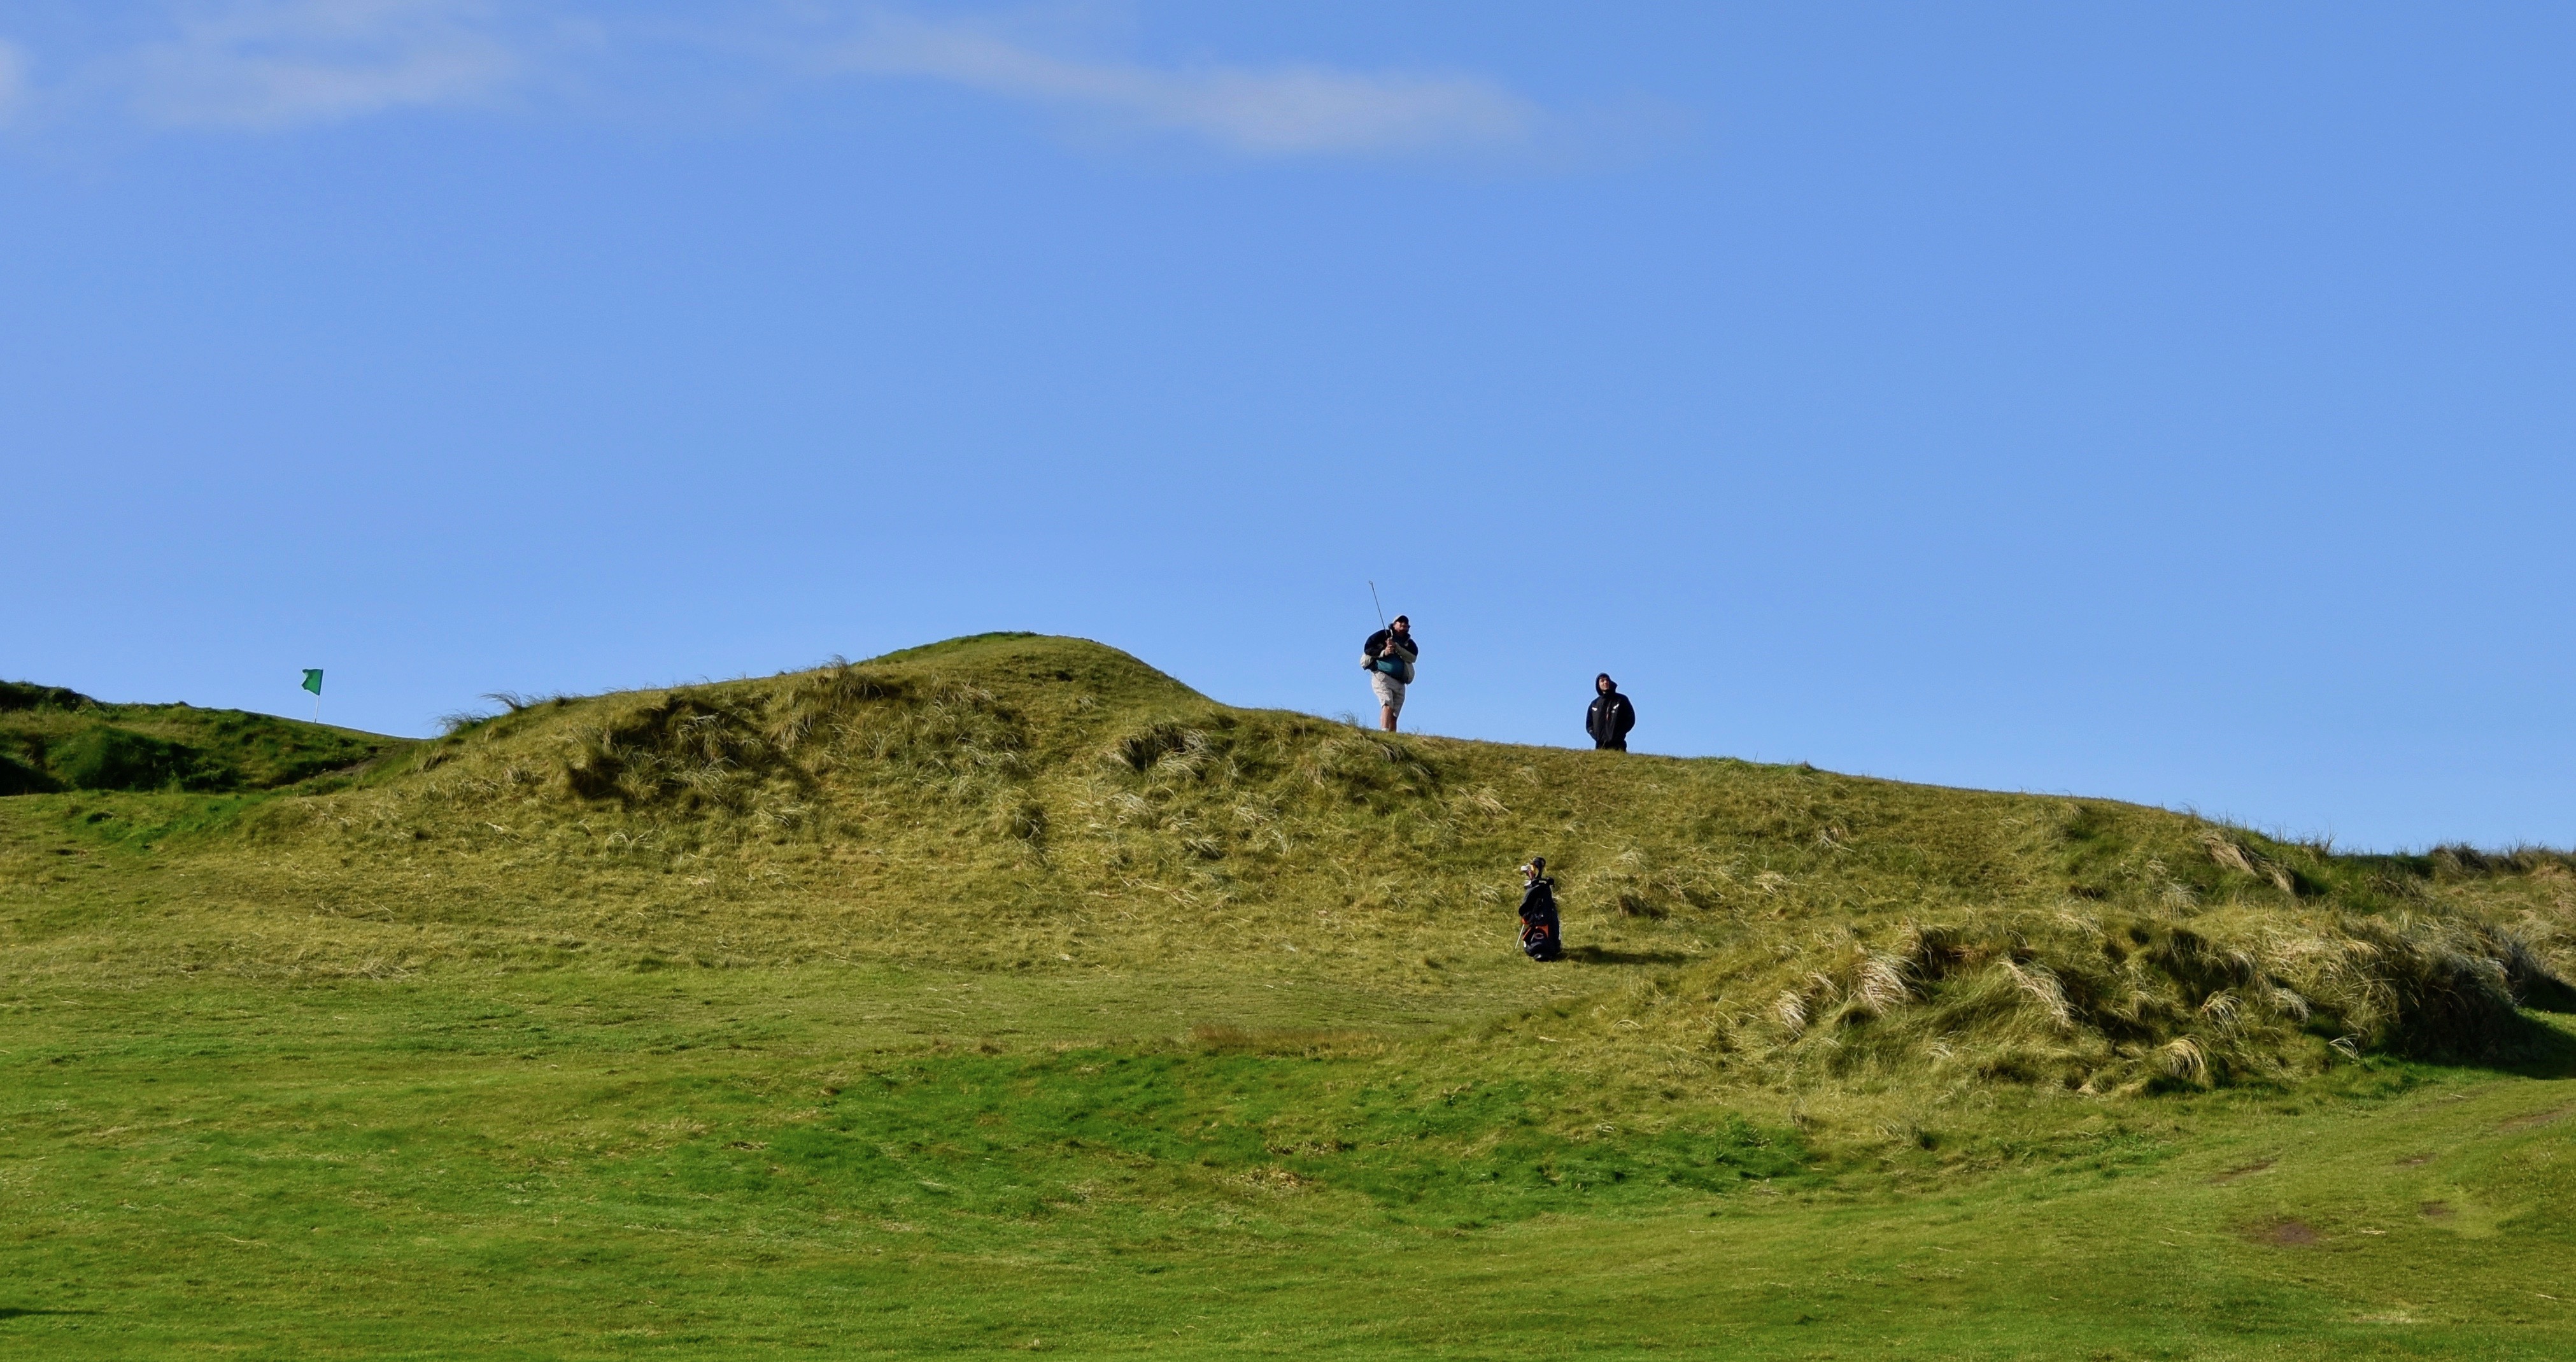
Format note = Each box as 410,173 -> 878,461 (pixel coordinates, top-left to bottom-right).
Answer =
301,669 -> 324,695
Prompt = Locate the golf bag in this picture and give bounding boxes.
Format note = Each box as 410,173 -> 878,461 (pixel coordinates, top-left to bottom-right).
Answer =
1518,872 -> 1564,961
1520,916 -> 1562,961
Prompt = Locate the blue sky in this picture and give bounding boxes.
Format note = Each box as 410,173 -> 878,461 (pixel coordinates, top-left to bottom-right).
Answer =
4,3 -> 2572,851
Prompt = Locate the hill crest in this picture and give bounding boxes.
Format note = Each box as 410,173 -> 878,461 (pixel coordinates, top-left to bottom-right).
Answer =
0,678 -> 402,796
10,634 -> 2573,1098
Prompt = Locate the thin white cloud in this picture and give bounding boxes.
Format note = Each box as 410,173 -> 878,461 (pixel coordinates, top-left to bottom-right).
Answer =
0,40 -> 27,127
832,13 -> 1542,157
117,0 -> 522,130
4,4 -> 1555,159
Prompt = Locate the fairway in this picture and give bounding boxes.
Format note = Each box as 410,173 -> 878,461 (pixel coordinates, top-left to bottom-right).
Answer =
8,966 -> 2575,1358
6,636 -> 2575,1358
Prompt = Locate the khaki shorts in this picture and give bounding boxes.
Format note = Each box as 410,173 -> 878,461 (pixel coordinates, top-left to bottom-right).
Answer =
1369,671 -> 1407,715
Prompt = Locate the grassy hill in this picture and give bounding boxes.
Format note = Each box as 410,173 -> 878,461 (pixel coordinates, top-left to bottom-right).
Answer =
0,679 -> 404,795
6,634 -> 2575,1358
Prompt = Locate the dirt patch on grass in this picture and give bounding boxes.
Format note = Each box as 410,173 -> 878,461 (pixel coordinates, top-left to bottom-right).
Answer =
2395,1153 -> 2434,1167
1187,1025 -> 1388,1058
2420,1200 -> 2455,1221
2250,1219 -> 2323,1247
2211,1158 -> 2275,1184
2498,1105 -> 2573,1133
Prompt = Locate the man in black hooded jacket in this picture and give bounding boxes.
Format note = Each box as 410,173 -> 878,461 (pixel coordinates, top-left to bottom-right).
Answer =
1585,674 -> 1636,751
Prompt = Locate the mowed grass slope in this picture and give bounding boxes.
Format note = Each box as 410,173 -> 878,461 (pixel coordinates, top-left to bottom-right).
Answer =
5,632 -> 2575,1358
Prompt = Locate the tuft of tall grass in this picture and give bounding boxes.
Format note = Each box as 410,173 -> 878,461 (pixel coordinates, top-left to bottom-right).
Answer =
1586,893 -> 2559,1093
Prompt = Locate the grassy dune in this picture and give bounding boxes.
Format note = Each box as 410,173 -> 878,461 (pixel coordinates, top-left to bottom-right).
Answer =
5,634 -> 2575,1358
0,680 -> 399,796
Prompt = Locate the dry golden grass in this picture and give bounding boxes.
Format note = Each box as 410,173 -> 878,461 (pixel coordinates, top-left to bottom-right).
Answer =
8,632 -> 2571,1109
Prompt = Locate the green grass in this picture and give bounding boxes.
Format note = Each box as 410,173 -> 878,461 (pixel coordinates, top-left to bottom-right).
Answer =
7,970 -> 2575,1358
0,681 -> 405,794
5,634 -> 2576,1358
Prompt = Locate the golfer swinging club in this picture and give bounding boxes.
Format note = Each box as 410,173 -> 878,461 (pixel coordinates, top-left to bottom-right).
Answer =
1359,613 -> 1419,733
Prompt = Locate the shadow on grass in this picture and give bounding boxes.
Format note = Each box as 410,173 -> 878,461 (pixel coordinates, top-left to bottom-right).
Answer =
1562,945 -> 1695,967
2432,1012 -> 2576,1081
2519,975 -> 2576,1016
0,1308 -> 97,1320
2498,1014 -> 2576,1079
